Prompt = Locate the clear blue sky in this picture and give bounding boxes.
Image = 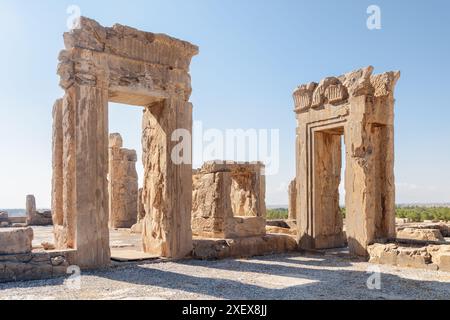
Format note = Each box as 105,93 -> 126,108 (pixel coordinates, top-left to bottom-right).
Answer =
1,0 -> 449,208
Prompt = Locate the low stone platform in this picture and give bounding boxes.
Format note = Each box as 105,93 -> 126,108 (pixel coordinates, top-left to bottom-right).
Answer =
110,249 -> 159,262
191,234 -> 298,260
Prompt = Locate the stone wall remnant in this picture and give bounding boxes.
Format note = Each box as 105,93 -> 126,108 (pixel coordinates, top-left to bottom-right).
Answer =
192,161 -> 266,239
368,243 -> 450,272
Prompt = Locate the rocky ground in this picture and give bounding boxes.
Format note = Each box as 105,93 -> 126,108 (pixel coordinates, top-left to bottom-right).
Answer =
0,251 -> 449,300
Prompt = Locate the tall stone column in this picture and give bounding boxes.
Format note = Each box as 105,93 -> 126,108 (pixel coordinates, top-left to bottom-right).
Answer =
69,84 -> 110,268
296,124 -> 312,248
141,98 -> 193,258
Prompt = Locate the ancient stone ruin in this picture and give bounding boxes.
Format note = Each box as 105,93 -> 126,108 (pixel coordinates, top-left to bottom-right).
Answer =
51,17 -> 198,268
26,195 -> 52,226
192,161 -> 266,239
292,66 -> 400,256
108,133 -> 139,229
2,16 -> 449,285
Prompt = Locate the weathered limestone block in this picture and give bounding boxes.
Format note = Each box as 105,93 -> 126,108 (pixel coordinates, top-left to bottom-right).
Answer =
397,222 -> 450,237
294,66 -> 400,256
266,225 -> 298,236
367,243 -> 399,265
288,179 -> 297,220
225,217 -> 266,239
396,246 -> 434,269
0,211 -> 8,219
397,228 -> 445,242
192,162 -> 266,239
108,133 -> 139,229
192,234 -> 298,260
428,245 -> 450,272
368,243 -> 450,271
0,250 -> 76,283
0,228 -> 33,254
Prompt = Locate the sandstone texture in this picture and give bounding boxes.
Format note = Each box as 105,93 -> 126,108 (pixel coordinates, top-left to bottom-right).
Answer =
293,66 -> 400,256
397,228 -> 445,242
108,133 -> 139,229
192,234 -> 297,260
0,250 -> 76,283
52,17 -> 198,266
397,222 -> 450,237
266,225 -> 298,236
0,228 -> 33,254
368,243 -> 450,272
25,195 -> 53,226
288,179 -> 297,220
130,188 -> 145,233
192,162 -> 266,239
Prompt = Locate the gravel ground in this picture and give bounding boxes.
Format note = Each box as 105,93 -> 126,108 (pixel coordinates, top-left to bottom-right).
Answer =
1,252 -> 449,300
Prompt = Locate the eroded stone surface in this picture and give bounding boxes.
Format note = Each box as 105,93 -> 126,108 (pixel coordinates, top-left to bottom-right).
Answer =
293,66 -> 400,256
368,243 -> 450,272
52,17 -> 198,266
108,133 -> 138,229
397,228 -> 445,242
288,179 -> 297,220
0,228 -> 33,255
192,234 -> 297,260
192,162 -> 266,239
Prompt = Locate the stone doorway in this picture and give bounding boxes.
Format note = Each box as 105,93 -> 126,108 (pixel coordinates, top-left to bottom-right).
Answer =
51,17 -> 198,268
293,66 -> 400,256
313,127 -> 346,249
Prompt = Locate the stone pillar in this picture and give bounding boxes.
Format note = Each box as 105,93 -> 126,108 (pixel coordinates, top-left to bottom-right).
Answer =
25,195 -> 36,224
52,99 -> 64,229
345,94 -> 397,256
288,179 -> 297,220
108,133 -> 139,229
70,84 -> 110,268
141,98 -> 193,258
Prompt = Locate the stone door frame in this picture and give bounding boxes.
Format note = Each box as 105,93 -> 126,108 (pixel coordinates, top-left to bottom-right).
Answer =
51,17 -> 198,268
293,66 -> 400,256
